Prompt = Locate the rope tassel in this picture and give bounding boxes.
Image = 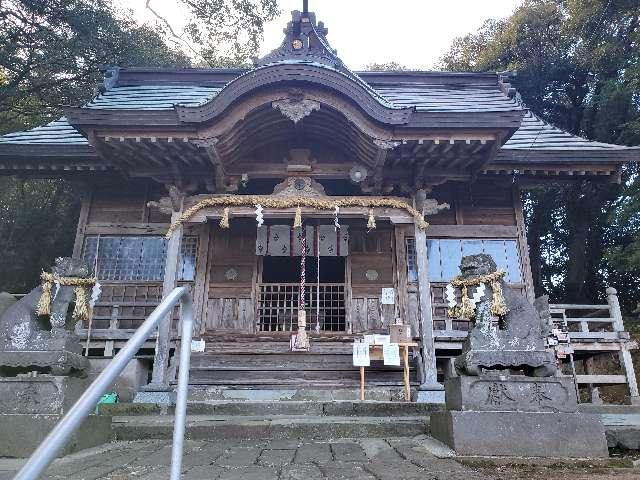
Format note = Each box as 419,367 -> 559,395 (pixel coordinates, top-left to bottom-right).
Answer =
219,207 -> 230,229
72,285 -> 91,321
367,209 -> 376,230
490,280 -> 508,316
36,276 -> 52,316
36,271 -> 97,321
447,270 -> 509,320
293,206 -> 302,228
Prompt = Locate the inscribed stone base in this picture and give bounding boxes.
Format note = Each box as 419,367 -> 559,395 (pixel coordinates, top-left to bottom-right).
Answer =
444,375 -> 578,413
134,390 -> 176,404
0,375 -> 89,414
430,410 -> 608,458
414,390 -> 445,404
0,414 -> 111,458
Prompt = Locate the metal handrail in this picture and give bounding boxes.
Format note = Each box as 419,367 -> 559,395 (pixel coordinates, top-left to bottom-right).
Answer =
14,286 -> 194,480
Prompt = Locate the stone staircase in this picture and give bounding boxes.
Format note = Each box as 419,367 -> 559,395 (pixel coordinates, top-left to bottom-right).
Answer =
102,400 -> 439,442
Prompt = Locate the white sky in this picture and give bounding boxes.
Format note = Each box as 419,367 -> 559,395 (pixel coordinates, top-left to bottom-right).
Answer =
119,0 -> 523,70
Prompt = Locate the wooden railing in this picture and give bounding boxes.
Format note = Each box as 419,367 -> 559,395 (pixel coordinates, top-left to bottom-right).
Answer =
75,282 -> 192,356
549,288 -> 639,403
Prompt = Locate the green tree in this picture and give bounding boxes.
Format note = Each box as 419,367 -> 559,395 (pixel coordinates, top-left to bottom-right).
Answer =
144,0 -> 279,67
0,0 -> 191,133
0,0 -> 279,293
440,0 -> 640,311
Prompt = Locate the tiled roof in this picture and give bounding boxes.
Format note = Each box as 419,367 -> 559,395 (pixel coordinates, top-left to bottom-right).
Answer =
85,85 -> 221,110
503,111 -> 630,150
0,71 -> 635,162
0,117 -> 88,145
374,85 -> 518,112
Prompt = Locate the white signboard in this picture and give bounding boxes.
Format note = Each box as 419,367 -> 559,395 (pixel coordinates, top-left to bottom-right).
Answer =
381,288 -> 395,305
373,334 -> 391,345
363,334 -> 375,345
190,339 -> 205,353
383,343 -> 401,366
352,342 -> 370,366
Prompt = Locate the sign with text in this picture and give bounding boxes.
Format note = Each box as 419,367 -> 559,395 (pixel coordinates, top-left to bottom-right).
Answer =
352,342 -> 370,366
381,288 -> 395,304
383,343 -> 401,366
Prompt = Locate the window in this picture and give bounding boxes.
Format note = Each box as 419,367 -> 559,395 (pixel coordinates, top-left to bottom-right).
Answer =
82,235 -> 198,282
406,238 -> 522,283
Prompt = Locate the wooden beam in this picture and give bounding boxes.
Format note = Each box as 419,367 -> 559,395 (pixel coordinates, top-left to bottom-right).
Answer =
426,224 -> 518,238
575,374 -> 627,384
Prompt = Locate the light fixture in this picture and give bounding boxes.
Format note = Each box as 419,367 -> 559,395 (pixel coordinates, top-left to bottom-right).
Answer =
349,165 -> 368,183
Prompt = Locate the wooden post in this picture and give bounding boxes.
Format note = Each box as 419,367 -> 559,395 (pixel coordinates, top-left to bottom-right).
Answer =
104,304 -> 119,358
149,201 -> 184,388
584,357 -> 603,405
414,221 -> 443,402
402,344 -> 410,401
607,287 -> 640,404
513,185 -> 535,301
394,226 -> 408,322
72,186 -> 91,258
192,224 -> 211,334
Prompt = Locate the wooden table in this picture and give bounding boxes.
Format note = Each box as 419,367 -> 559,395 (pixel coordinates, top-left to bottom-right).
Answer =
359,342 -> 418,401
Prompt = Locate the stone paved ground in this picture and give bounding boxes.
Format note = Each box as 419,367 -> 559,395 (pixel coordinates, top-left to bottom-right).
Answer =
0,437 -> 638,480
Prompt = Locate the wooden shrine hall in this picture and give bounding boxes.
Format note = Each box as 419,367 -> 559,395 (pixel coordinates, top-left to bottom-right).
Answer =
1,6 -> 638,403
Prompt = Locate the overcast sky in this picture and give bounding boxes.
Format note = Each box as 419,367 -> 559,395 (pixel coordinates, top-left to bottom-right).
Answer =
120,0 -> 523,70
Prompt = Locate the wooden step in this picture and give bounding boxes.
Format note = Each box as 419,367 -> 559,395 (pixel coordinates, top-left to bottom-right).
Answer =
189,353 -> 417,371
188,368 -> 419,385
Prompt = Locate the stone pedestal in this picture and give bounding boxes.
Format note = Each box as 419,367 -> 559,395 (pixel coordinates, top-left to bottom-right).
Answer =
444,375 -> 578,413
431,410 -> 608,458
0,375 -> 111,457
134,382 -> 176,404
0,375 -> 88,414
415,383 -> 445,404
431,375 -> 609,458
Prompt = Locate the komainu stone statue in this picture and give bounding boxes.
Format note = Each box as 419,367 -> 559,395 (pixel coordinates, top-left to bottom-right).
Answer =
0,257 -> 93,376
451,254 -> 556,377
430,253 -> 609,459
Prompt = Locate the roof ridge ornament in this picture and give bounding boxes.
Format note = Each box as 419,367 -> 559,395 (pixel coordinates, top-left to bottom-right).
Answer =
255,7 -> 343,71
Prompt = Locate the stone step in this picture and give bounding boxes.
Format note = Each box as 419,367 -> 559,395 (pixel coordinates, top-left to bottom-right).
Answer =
578,404 -> 640,415
111,414 -> 430,441
186,385 -> 416,402
101,400 -> 443,417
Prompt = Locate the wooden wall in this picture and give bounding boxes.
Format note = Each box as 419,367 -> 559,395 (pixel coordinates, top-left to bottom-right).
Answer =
76,178 -> 533,338
203,223 -> 257,332
349,227 -> 396,333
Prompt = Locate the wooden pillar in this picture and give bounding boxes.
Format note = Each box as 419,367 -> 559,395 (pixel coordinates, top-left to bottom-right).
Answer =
584,356 -> 603,405
149,202 -> 184,388
394,226 -> 408,322
607,287 -> 640,404
192,224 -> 211,334
414,222 -> 443,402
513,185 -> 535,301
72,186 -> 91,258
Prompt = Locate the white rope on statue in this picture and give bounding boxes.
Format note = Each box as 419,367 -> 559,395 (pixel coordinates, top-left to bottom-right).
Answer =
316,225 -> 320,333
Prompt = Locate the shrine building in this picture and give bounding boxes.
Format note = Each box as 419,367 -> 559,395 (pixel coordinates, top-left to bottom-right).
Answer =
1,6 -> 638,403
